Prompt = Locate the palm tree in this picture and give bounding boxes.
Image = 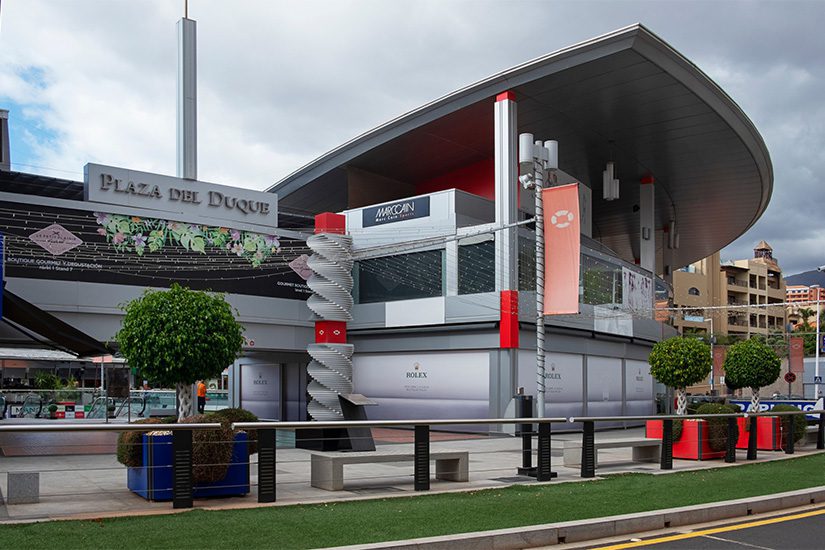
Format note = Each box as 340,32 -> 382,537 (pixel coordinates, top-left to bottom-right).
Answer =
798,307 -> 815,327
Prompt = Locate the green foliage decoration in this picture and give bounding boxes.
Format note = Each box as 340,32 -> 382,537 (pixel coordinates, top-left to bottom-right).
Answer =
723,338 -> 781,391
116,284 -> 244,389
695,403 -> 739,452
34,372 -> 61,390
94,212 -> 282,267
648,337 -> 712,389
771,404 -> 807,444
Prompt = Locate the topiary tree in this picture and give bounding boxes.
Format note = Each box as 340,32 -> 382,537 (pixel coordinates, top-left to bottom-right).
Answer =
117,284 -> 244,419
723,337 -> 781,414
648,336 -> 711,415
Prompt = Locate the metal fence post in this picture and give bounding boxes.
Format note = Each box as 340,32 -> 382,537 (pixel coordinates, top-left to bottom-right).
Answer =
414,424 -> 430,491
725,417 -> 736,463
785,415 -> 795,455
747,416 -> 757,460
818,412 -> 824,450
660,419 -> 673,470
536,421 -> 556,481
581,421 -> 595,478
257,428 -> 276,503
516,395 -> 536,477
172,428 -> 193,509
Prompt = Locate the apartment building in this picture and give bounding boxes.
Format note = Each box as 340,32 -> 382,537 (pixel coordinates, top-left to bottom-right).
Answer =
673,241 -> 786,338
786,284 -> 824,327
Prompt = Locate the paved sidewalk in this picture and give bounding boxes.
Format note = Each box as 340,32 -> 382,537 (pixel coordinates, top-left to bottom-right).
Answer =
0,427 -> 820,523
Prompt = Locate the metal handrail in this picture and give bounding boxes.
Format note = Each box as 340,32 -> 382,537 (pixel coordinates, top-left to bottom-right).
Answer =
0,422 -> 222,433
19,393 -> 43,418
113,395 -> 147,418
233,417 -> 568,430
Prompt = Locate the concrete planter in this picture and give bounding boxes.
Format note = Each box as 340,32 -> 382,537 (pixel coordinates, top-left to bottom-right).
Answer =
127,432 -> 249,500
645,418 -> 725,460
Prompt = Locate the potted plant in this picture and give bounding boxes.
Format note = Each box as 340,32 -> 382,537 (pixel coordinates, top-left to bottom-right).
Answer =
48,403 -> 58,419
120,412 -> 256,500
724,338 -> 782,450
646,336 -> 716,459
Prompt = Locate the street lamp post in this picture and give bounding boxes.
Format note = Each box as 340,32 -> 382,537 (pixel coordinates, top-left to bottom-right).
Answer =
706,316 -> 714,393
813,285 -> 821,398
519,133 -> 558,418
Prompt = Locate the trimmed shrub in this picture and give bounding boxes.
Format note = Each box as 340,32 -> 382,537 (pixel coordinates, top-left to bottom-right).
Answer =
772,404 -> 807,444
695,403 -> 739,452
179,414 -> 235,484
116,418 -> 169,467
208,408 -> 259,454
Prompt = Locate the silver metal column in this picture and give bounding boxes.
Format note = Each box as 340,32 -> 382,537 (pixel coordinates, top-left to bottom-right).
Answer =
177,18 -> 197,180
494,93 -> 518,291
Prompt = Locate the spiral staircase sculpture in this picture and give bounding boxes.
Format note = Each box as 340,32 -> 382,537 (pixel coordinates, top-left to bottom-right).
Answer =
306,232 -> 354,421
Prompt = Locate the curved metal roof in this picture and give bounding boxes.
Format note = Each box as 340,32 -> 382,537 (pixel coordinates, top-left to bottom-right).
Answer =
269,24 -> 772,268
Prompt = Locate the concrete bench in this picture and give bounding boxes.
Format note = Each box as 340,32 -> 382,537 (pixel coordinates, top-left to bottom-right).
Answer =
803,425 -> 819,446
7,472 -> 40,504
310,449 -> 469,491
563,438 -> 661,467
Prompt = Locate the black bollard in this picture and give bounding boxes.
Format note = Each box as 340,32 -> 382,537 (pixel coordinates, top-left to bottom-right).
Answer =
818,412 -> 824,450
660,419 -> 673,470
785,414 -> 795,454
515,394 -> 537,477
725,417 -> 736,463
581,421 -> 596,478
747,416 -> 757,460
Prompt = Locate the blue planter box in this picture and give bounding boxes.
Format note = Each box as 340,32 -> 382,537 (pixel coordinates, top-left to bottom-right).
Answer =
127,432 -> 249,501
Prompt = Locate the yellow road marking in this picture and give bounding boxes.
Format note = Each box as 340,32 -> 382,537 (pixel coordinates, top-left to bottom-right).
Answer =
596,506 -> 825,549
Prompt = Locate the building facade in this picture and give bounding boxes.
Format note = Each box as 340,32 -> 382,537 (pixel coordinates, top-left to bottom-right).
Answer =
1,25 -> 774,430
673,242 -> 786,339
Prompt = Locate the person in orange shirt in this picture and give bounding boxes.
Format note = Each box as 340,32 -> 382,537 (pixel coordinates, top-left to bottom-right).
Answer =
197,380 -> 207,414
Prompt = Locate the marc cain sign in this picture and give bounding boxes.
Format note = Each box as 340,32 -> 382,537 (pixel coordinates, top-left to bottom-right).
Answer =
84,163 -> 277,227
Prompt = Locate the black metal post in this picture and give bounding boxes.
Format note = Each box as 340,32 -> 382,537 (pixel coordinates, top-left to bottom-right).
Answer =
414,424 -> 430,491
725,417 -> 736,463
660,419 -> 673,470
785,414 -> 795,454
536,421 -> 556,481
516,395 -> 536,477
818,413 -> 825,450
747,416 -> 757,460
581,421 -> 596,478
257,428 -> 276,503
172,429 -> 193,509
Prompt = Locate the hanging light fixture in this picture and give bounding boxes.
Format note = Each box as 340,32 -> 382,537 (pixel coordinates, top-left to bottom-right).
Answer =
602,161 -> 619,201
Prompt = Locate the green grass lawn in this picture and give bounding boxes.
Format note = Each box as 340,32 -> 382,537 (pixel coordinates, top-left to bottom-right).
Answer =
2,453 -> 823,549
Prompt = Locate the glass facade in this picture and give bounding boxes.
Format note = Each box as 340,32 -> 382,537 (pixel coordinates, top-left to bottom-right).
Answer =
356,249 -> 444,304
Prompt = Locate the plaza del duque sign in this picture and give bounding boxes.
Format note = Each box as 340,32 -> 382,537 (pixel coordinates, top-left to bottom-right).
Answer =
84,163 -> 278,229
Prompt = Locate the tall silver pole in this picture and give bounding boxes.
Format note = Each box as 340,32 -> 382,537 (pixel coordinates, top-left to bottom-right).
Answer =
803,296 -> 822,399
709,316 -> 714,393
535,154 -> 545,418
177,17 -> 197,180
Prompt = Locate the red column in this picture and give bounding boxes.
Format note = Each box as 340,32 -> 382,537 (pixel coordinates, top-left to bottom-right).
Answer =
314,212 -> 347,345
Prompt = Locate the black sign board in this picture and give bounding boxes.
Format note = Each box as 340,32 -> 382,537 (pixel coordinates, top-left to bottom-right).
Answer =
0,201 -> 312,300
362,196 -> 429,227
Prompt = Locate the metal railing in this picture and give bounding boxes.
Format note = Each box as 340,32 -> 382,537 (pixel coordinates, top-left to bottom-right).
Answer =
0,411 -> 821,519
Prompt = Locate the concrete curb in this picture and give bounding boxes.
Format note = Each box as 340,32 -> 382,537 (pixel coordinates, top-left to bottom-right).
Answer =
331,486 -> 825,550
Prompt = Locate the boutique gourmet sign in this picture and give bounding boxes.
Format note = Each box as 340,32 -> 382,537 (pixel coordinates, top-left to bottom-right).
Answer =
84,163 -> 278,229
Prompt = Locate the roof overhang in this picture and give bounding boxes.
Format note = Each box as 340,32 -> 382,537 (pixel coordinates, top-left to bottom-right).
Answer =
270,24 -> 772,268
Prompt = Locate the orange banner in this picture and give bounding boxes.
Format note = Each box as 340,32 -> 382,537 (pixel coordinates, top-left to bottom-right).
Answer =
789,336 -> 804,373
542,183 -> 580,315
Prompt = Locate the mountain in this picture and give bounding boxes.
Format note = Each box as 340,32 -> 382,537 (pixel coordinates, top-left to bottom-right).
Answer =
785,269 -> 825,287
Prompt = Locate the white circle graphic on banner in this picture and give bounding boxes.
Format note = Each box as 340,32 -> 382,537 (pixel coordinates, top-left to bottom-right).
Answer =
551,209 -> 574,229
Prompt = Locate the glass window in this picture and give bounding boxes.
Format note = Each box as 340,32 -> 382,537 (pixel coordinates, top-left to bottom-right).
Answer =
458,241 -> 495,295
356,250 -> 443,304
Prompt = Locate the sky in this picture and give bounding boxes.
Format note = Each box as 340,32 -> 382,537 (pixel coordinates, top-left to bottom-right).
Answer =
1,0 -> 823,275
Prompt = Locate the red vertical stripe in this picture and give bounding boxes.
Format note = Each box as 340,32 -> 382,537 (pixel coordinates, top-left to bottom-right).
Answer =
500,290 -> 519,348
